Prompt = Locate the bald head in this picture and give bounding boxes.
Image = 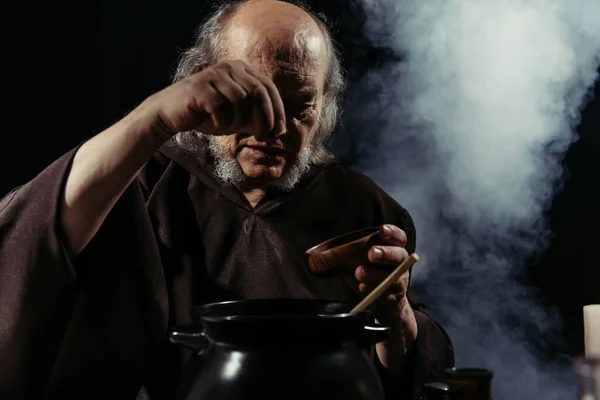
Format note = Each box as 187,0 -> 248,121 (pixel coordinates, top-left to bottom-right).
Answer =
223,0 -> 327,91
230,0 -> 324,38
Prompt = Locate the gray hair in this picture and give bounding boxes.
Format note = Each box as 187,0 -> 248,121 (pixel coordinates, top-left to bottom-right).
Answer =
170,0 -> 346,165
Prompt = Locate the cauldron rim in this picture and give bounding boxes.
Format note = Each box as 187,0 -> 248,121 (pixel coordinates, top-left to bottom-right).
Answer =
191,299 -> 368,323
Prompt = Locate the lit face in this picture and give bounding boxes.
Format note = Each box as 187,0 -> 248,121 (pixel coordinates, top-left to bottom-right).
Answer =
210,14 -> 328,189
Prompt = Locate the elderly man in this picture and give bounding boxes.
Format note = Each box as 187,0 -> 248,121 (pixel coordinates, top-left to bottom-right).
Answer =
0,0 -> 453,398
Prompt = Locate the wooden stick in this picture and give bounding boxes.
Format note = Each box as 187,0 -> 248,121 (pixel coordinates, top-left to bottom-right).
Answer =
351,253 -> 420,313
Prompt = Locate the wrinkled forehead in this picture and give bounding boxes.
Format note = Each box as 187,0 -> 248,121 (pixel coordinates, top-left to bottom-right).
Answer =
224,26 -> 327,96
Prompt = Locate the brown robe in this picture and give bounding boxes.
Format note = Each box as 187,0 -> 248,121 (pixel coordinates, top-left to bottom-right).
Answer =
0,139 -> 454,400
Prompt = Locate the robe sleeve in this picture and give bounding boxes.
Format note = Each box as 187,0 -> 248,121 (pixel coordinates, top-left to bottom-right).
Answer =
0,149 -> 80,397
375,292 -> 455,400
0,148 -> 170,399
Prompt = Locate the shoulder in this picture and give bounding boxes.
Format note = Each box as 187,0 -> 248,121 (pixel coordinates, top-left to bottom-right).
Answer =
317,162 -> 416,242
320,162 -> 412,218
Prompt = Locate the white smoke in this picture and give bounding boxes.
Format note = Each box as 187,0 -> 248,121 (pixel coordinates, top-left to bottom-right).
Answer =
346,0 -> 600,398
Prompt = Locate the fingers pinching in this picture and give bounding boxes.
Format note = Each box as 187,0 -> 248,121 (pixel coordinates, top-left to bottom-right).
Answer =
243,64 -> 286,136
210,67 -> 252,131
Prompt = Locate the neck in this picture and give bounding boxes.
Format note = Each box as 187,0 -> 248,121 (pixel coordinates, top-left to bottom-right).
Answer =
240,187 -> 266,208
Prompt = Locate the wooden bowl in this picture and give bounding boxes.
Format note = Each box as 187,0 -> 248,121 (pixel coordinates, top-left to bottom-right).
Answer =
305,227 -> 386,276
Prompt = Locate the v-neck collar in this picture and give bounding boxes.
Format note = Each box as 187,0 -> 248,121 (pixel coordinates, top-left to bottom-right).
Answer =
159,141 -> 248,210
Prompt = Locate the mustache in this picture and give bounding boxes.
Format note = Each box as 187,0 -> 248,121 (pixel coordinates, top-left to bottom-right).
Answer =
236,136 -> 290,152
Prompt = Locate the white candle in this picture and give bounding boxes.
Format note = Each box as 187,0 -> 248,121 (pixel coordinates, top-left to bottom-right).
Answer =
584,304 -> 600,358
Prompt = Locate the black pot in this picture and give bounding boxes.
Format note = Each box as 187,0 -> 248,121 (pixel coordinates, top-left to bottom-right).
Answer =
170,299 -> 391,400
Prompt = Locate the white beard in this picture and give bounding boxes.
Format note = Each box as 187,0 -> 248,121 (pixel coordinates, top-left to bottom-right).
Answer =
207,137 -> 314,192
